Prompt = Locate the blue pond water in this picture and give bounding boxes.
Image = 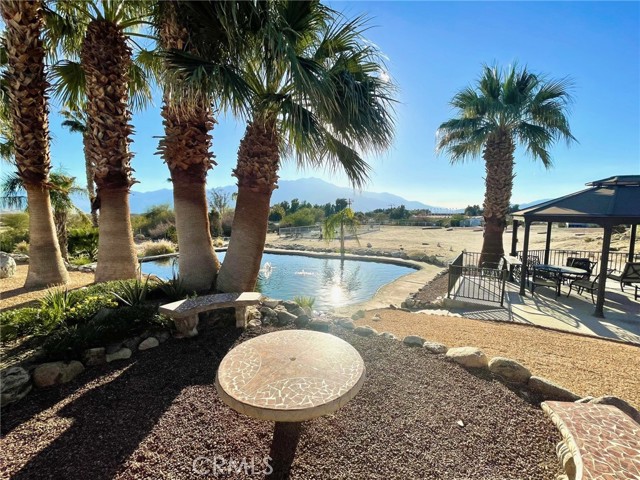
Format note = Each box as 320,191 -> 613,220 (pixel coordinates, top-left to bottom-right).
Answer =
140,252 -> 415,310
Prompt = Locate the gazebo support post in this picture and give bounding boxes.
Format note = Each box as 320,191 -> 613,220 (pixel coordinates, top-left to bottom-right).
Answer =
510,220 -> 519,256
594,224 -> 613,318
629,224 -> 637,262
519,221 -> 531,296
544,222 -> 552,264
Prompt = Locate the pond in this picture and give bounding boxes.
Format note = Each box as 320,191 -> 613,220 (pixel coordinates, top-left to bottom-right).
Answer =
140,251 -> 416,310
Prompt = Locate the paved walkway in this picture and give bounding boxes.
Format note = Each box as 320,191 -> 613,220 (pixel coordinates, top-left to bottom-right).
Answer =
447,278 -> 640,345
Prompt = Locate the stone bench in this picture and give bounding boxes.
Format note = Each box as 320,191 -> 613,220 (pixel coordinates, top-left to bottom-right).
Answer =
159,292 -> 263,337
542,401 -> 640,480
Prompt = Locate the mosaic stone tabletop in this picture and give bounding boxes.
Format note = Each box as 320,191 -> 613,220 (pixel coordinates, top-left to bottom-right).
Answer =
215,330 -> 366,422
543,401 -> 640,480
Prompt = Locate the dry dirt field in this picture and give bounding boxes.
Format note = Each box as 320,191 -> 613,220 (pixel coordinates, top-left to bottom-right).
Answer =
266,224 -> 637,261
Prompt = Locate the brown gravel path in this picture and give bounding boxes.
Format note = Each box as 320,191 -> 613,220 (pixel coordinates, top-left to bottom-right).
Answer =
0,265 -> 95,311
0,324 -> 560,479
355,310 -> 640,409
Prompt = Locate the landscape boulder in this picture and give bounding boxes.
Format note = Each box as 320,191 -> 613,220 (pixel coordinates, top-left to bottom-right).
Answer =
274,308 -> 297,326
33,361 -> 84,388
589,396 -> 640,424
354,325 -> 378,337
528,376 -> 579,401
0,366 -> 31,407
261,298 -> 281,309
488,357 -> 531,384
423,341 -> 448,354
379,332 -> 397,340
402,335 -> 425,347
138,337 -> 159,351
0,252 -> 17,279
106,348 -> 132,363
445,347 -> 488,369
351,310 -> 365,320
307,318 -> 331,332
83,348 -> 106,366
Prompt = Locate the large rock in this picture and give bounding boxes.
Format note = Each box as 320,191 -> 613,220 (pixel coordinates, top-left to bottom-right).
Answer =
0,252 -> 17,279
33,361 -> 84,388
423,341 -> 448,354
403,335 -> 425,347
138,337 -> 159,351
379,332 -> 398,340
445,347 -> 488,369
353,325 -> 378,337
528,376 -> 579,401
106,348 -> 132,363
83,348 -> 106,366
589,396 -> 640,424
0,366 -> 31,407
282,301 -> 305,317
308,318 -> 331,332
261,298 -> 281,309
488,357 -> 531,384
274,308 -> 297,326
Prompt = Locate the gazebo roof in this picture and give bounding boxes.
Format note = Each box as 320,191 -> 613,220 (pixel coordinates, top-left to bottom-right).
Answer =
513,175 -> 640,225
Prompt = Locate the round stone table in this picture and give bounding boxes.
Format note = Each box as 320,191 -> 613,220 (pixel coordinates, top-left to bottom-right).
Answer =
215,330 -> 366,478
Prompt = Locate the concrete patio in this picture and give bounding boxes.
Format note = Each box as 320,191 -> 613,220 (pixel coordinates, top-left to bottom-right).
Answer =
446,277 -> 640,345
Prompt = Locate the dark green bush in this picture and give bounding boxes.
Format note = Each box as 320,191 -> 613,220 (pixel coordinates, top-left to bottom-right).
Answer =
42,304 -> 168,361
0,308 -> 63,343
68,227 -> 99,257
0,227 -> 29,253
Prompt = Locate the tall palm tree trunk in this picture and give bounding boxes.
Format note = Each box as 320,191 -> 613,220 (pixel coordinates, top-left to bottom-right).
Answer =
24,185 -> 69,286
95,187 -> 137,281
172,175 -> 219,291
54,210 -> 69,262
81,19 -> 137,281
83,133 -> 98,227
217,119 -> 279,292
158,3 -> 219,292
480,131 -> 515,266
1,0 -> 68,287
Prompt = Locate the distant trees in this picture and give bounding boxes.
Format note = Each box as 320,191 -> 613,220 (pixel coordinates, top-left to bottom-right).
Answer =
464,205 -> 483,216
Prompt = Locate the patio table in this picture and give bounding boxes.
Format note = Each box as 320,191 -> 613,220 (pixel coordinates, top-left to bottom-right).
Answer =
535,264 -> 588,292
215,330 -> 366,479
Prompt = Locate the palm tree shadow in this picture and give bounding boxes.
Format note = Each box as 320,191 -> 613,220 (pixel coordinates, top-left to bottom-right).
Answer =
9,325 -> 243,480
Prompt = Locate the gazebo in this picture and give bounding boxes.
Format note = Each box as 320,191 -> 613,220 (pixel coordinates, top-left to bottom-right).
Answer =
510,175 -> 640,317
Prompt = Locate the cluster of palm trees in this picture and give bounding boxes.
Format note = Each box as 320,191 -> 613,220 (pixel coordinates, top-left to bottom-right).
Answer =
1,0 -> 396,292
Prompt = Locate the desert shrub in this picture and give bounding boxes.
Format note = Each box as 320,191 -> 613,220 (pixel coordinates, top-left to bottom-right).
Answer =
1,212 -> 29,230
221,209 -> 235,236
209,209 -> 223,237
293,295 -> 315,310
69,255 -> 92,266
0,227 -> 28,253
64,295 -> 118,325
13,240 -> 29,254
148,221 -> 173,239
68,227 -> 99,258
141,240 -> 176,257
42,304 -> 167,361
158,275 -> 194,301
280,208 -> 317,228
212,237 -> 224,247
0,308 -> 60,342
111,277 -> 152,306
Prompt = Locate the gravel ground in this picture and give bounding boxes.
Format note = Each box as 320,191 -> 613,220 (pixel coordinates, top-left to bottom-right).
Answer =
356,310 -> 640,409
0,265 -> 95,311
0,324 -> 561,479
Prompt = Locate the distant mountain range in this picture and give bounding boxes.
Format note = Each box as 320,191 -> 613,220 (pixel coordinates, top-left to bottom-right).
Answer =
68,177 -> 465,214
1,177 -> 547,215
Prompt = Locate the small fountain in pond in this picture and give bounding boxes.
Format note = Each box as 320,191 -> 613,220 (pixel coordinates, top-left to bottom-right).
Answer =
295,269 -> 315,276
260,262 -> 273,279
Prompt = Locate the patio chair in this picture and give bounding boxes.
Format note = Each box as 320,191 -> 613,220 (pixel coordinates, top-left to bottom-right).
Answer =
607,262 -> 640,294
514,254 -> 540,285
531,266 -> 561,297
564,257 -> 596,284
567,274 -> 600,304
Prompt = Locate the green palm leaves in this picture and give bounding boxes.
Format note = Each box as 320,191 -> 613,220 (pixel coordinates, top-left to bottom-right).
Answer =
437,64 -> 575,167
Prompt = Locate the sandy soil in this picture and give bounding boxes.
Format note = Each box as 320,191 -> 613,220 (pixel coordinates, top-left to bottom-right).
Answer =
354,309 -> 640,409
267,224 -> 638,261
0,265 -> 95,312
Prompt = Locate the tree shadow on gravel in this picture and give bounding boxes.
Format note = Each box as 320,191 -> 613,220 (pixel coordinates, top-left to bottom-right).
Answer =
8,324 -> 243,480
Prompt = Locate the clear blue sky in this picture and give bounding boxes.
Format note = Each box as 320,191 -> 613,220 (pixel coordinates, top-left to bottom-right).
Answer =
47,1 -> 640,209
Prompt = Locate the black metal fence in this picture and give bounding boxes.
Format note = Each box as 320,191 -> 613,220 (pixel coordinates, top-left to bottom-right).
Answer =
447,251 -> 507,306
516,249 -> 638,274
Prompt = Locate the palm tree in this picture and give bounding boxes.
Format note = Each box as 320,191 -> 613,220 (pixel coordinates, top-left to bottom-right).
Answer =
1,172 -> 86,261
323,207 -> 359,256
437,64 -> 576,265
59,108 -> 98,226
0,0 -> 68,287
53,1 -> 155,282
211,2 -> 396,292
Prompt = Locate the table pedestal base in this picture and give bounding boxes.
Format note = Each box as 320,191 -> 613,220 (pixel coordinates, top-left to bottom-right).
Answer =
268,421 -> 302,479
